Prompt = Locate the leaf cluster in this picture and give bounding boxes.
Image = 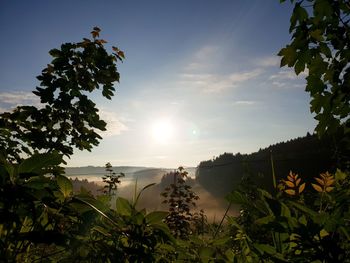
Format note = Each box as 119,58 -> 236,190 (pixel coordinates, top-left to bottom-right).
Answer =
279,0 -> 350,146
225,169 -> 350,262
0,27 -> 124,162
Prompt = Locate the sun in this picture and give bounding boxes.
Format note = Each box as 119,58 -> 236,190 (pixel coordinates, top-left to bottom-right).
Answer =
151,119 -> 175,144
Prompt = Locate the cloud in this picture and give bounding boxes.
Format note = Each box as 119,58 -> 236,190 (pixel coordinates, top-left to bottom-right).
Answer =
194,45 -> 219,61
272,81 -> 287,88
233,100 -> 256,105
184,45 -> 220,72
99,109 -> 128,137
254,56 -> 280,67
228,69 -> 262,83
269,69 -> 307,89
0,91 -> 40,111
270,70 -> 298,80
179,69 -> 262,93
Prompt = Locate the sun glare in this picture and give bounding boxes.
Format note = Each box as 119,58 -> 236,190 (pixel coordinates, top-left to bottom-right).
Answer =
151,119 -> 175,144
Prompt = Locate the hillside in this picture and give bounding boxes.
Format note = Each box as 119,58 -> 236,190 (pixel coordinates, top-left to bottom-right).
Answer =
196,133 -> 338,197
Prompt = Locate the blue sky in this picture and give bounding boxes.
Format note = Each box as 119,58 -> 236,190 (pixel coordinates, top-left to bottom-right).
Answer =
0,0 -> 316,168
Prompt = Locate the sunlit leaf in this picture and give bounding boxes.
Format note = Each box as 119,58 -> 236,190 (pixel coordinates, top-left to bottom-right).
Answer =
56,174 -> 73,198
117,50 -> 125,59
285,189 -> 296,195
325,178 -> 335,186
315,177 -> 325,185
312,183 -> 323,193
320,229 -> 329,238
325,186 -> 334,192
285,180 -> 294,188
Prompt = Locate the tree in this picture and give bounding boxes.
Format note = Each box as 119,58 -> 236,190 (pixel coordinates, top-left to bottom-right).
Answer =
0,27 -> 125,162
279,0 -> 349,139
160,167 -> 199,239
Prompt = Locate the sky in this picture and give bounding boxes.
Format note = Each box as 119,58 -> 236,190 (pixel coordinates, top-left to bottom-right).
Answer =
0,0 -> 316,168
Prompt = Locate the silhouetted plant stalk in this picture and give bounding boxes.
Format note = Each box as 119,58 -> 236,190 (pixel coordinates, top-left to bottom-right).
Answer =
101,162 -> 124,196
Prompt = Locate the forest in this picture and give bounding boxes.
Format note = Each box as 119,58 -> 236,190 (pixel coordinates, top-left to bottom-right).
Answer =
196,132 -> 340,197
1,0 -> 350,262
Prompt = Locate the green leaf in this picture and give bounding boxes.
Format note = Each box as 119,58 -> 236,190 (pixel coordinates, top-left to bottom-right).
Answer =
335,169 -> 347,182
319,42 -> 332,58
226,191 -> 248,205
134,183 -> 156,206
314,0 -> 333,17
294,59 -> 305,75
278,46 -> 297,67
254,244 -> 287,261
199,247 -> 215,262
116,197 -> 132,216
306,75 -> 325,95
319,229 -> 329,238
56,175 -> 73,198
26,175 -> 52,189
254,243 -> 276,255
146,211 -> 168,225
0,157 -> 16,183
310,30 -> 324,41
212,236 -> 231,246
49,48 -> 61,57
73,195 -> 118,227
280,202 -> 291,218
339,226 -> 350,240
255,215 -> 275,225
295,4 -> 308,22
92,225 -> 111,237
18,153 -> 63,175
258,188 -> 273,199
289,201 -> 318,220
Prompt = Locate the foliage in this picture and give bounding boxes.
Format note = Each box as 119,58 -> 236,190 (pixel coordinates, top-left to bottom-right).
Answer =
279,0 -> 350,140
0,27 -> 124,162
0,153 -> 174,262
0,152 -> 73,262
225,169 -> 350,262
1,18 -> 349,262
160,167 -> 200,239
101,162 -> 124,196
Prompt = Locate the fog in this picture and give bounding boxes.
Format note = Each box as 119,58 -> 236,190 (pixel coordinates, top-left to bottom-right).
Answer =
69,172 -> 239,222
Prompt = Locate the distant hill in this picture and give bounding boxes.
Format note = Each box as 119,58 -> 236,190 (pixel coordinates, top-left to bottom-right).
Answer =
196,133 -> 339,197
65,166 -> 149,178
65,166 -> 196,182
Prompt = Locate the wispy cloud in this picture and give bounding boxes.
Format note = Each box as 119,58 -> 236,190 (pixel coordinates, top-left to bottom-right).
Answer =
254,56 -> 280,67
179,69 -> 262,93
229,69 -> 262,83
0,91 -> 40,111
184,45 -> 220,72
269,69 -> 307,89
233,100 -> 257,105
270,70 -> 298,80
99,109 -> 128,137
194,45 -> 219,61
